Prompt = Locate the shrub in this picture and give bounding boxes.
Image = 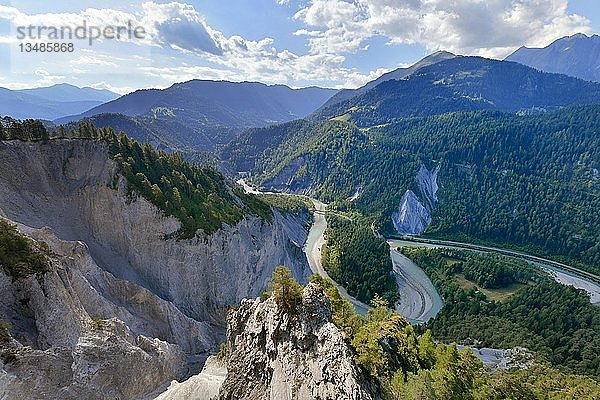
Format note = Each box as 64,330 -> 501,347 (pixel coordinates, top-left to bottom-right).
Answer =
217,343 -> 228,361
268,266 -> 303,313
0,219 -> 50,279
0,321 -> 10,344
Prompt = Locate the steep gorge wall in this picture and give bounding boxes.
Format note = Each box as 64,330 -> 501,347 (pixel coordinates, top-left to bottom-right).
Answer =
0,226 -> 189,399
0,140 -> 310,324
0,139 -> 312,398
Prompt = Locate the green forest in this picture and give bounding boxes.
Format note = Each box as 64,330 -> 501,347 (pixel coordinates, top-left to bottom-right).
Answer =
321,216 -> 399,305
228,106 -> 600,275
401,247 -> 600,377
0,116 -> 49,141
0,219 -> 51,279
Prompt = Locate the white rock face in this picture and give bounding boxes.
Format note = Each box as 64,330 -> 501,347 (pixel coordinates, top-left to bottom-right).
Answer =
0,139 -> 312,398
219,283 -> 375,400
392,164 -> 440,235
154,356 -> 226,400
416,164 -> 440,206
392,190 -> 431,235
0,228 -> 187,400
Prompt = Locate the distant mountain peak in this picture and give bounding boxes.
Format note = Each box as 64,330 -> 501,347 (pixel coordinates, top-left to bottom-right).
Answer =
428,50 -> 456,58
506,33 -> 600,82
313,55 -> 600,126
317,50 -> 458,110
50,83 -> 78,88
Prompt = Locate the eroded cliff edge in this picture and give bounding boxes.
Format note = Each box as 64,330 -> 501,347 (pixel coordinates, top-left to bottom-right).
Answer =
0,139 -> 311,398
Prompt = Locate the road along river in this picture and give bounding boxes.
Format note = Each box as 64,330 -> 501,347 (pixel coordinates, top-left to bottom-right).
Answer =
389,237 -> 600,306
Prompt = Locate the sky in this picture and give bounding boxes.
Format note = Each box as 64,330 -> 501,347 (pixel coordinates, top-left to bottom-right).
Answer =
0,0 -> 598,94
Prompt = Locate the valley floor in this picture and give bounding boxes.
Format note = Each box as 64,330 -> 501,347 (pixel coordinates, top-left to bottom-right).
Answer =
391,237 -> 600,306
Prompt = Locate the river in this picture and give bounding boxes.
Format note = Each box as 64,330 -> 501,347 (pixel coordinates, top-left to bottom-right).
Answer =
390,238 -> 600,306
238,179 -> 600,326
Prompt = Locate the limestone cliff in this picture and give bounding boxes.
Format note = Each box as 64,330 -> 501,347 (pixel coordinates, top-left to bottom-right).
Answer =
0,223 -> 187,399
392,164 -> 440,235
261,155 -> 317,196
392,190 -> 431,235
218,283 -> 375,400
0,139 -> 312,398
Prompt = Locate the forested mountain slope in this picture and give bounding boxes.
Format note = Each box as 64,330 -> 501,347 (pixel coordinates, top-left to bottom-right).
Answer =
224,106 -> 600,274
312,56 -> 600,126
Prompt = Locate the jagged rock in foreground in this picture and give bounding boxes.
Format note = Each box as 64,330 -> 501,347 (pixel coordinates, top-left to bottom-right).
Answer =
219,283 -> 374,400
0,224 -> 186,400
153,356 -> 226,400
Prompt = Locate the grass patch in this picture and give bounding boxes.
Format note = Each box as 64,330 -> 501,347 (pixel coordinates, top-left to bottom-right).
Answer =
257,194 -> 312,216
454,273 -> 528,302
331,113 -> 351,122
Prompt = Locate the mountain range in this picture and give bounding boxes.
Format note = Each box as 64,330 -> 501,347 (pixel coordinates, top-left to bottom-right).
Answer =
55,81 -> 336,152
506,33 -> 600,82
319,50 -> 457,109
0,83 -> 119,120
2,33 -> 600,400
311,55 -> 600,126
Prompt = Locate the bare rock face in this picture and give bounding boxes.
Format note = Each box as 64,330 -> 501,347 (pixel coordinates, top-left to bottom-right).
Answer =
392,164 -> 440,235
392,190 -> 431,235
0,139 -> 312,398
0,229 -> 187,400
154,356 -> 226,400
219,283 -> 374,400
416,164 -> 440,208
0,140 -> 311,327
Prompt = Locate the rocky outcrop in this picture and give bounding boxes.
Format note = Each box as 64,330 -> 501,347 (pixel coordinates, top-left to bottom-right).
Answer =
0,225 -> 187,400
392,164 -> 440,235
219,283 -> 374,400
0,139 -> 312,398
392,190 -> 431,235
262,155 -> 317,196
154,356 -> 226,400
416,164 -> 440,208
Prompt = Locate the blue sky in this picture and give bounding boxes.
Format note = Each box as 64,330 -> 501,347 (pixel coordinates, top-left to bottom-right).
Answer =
0,0 -> 598,93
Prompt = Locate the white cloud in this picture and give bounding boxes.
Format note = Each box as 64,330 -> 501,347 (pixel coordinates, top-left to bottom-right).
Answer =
293,0 -> 592,58
88,81 -> 136,95
70,56 -> 118,67
0,1 -> 380,89
2,69 -> 66,90
11,1 -> 580,91
140,2 -> 223,54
